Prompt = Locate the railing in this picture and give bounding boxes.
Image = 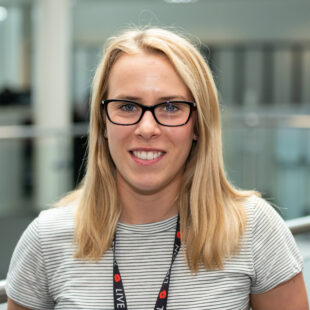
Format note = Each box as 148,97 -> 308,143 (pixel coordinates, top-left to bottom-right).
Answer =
286,216 -> 310,235
0,280 -> 6,303
0,215 -> 309,304
0,123 -> 89,140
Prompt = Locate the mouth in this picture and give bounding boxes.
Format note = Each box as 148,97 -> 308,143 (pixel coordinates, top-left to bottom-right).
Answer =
131,150 -> 165,161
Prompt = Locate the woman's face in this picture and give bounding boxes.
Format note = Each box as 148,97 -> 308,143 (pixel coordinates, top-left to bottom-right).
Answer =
105,52 -> 196,195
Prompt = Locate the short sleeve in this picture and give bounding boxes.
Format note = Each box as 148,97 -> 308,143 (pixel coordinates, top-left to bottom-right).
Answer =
250,197 -> 303,294
6,218 -> 54,309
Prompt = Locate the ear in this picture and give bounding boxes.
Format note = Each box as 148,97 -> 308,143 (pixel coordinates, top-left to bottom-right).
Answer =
104,128 -> 108,139
193,133 -> 198,141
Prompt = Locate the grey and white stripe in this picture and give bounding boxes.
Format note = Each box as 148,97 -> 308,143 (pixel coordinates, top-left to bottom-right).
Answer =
6,195 -> 303,310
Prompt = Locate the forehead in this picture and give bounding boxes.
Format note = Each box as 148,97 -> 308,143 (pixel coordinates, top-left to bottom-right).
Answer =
107,52 -> 192,100
109,52 -> 173,77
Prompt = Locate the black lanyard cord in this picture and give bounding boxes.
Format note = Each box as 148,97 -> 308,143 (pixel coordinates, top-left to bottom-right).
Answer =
113,216 -> 181,310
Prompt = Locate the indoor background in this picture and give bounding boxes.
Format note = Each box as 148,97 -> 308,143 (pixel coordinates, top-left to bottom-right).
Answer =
0,0 -> 309,303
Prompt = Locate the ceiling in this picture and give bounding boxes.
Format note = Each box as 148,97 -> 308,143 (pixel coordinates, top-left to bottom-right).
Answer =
1,0 -> 309,44
0,0 -> 310,4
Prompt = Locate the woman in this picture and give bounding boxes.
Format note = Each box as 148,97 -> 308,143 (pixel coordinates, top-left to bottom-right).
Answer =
6,28 -> 308,309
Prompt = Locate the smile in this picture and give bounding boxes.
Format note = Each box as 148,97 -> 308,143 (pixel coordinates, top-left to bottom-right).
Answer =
132,151 -> 164,160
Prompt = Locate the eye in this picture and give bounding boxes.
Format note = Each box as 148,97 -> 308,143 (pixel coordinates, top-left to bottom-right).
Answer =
162,102 -> 179,112
119,103 -> 138,112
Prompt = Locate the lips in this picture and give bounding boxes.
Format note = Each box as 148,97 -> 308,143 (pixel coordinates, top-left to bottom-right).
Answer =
132,150 -> 164,160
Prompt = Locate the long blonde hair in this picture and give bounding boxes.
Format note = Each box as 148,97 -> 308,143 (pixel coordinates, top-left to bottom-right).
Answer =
60,28 -> 258,272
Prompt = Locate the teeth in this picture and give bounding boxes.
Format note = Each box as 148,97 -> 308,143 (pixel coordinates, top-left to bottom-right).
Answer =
133,151 -> 163,160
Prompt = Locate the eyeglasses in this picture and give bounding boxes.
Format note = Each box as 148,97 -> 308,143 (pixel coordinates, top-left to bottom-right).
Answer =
101,99 -> 196,127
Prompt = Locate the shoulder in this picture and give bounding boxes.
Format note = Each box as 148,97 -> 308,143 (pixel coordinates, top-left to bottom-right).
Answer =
243,194 -> 275,217
5,205 -> 77,309
13,203 -> 77,255
242,195 -> 303,293
9,203 -> 76,258
37,203 -> 75,237
243,195 -> 284,234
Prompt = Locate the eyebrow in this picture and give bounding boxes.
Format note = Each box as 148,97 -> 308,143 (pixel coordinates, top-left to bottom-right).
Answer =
112,95 -> 189,102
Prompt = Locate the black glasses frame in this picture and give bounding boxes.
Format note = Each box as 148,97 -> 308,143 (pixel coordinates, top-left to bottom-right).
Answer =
101,99 -> 196,127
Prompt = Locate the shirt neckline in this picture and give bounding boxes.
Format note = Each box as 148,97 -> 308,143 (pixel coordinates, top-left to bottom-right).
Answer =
117,215 -> 178,234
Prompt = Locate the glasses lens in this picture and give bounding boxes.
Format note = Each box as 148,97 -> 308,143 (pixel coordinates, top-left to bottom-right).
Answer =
155,102 -> 191,126
107,100 -> 142,125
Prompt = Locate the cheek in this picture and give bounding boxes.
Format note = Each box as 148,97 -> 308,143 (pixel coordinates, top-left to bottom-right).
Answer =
106,127 -> 118,151
166,126 -> 196,155
106,123 -> 120,141
105,125 -> 130,154
166,121 -> 196,143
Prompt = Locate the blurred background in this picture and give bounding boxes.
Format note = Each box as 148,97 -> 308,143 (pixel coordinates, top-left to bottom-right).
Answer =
0,0 -> 310,301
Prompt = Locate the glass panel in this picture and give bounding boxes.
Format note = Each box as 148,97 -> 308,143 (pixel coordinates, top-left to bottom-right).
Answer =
0,130 -> 87,279
222,110 -> 310,220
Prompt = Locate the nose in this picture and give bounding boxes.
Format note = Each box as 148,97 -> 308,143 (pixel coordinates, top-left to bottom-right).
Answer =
134,110 -> 161,139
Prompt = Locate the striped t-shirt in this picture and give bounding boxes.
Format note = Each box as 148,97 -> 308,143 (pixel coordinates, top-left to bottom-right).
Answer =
6,195 -> 303,310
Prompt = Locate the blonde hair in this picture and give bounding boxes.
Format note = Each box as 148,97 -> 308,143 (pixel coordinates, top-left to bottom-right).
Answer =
60,28 -> 258,272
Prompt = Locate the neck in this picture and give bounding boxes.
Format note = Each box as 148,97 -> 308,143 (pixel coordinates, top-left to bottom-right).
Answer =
117,177 -> 180,225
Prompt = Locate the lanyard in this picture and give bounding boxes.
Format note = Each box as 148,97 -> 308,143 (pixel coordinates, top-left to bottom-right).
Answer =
113,216 -> 181,310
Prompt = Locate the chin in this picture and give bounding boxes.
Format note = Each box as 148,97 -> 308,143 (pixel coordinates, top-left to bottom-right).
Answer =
131,183 -> 163,195
128,176 -> 171,194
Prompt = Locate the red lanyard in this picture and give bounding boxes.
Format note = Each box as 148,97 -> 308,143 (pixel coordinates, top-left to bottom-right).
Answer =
113,216 -> 181,310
